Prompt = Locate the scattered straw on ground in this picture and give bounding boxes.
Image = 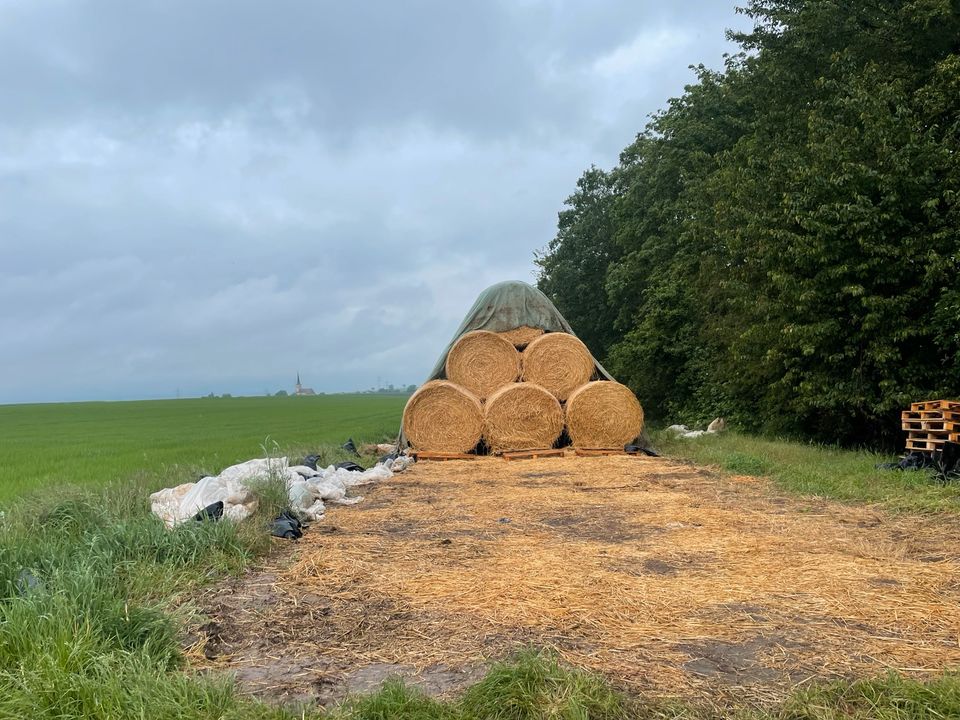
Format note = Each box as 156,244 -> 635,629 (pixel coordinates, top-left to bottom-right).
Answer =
445,330 -> 520,401
483,382 -> 563,453
194,455 -> 960,708
521,333 -> 594,401
402,380 -> 483,452
566,381 -> 644,448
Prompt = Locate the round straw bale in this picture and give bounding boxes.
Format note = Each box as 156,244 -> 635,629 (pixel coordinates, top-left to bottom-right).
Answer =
498,325 -> 545,349
484,383 -> 563,453
520,332 -> 594,401
445,330 -> 521,400
402,380 -> 483,453
565,381 -> 644,448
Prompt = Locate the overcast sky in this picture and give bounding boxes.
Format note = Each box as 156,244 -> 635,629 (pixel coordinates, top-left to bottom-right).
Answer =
0,1 -> 749,403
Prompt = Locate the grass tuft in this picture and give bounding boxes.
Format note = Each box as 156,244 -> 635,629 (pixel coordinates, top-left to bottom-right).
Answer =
459,650 -> 628,720
337,678 -> 461,720
774,673 -> 960,720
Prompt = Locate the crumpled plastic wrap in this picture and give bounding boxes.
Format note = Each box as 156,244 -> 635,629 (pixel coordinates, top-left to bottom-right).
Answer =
149,453 -> 414,528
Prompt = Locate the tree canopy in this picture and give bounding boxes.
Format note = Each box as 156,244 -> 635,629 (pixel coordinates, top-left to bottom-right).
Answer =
537,0 -> 960,446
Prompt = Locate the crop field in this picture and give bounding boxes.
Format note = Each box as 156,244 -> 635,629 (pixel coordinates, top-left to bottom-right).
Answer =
0,395 -> 406,504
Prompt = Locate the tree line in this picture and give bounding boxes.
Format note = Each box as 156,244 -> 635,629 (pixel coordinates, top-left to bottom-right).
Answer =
537,0 -> 960,447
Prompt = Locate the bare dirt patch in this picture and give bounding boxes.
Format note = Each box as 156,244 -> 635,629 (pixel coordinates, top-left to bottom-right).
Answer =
191,455 -> 960,708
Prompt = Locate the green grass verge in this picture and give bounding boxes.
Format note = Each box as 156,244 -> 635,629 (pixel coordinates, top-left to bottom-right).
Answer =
0,395 -> 406,503
652,430 -> 960,513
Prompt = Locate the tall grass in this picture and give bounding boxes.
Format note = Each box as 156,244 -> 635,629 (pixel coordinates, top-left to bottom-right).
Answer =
0,477 -> 285,719
652,431 -> 960,513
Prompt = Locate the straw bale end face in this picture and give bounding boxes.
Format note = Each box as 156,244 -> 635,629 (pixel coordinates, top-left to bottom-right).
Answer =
498,325 -> 545,349
484,382 -> 564,453
445,330 -> 521,400
566,381 -> 644,448
402,380 -> 483,453
521,332 -> 594,401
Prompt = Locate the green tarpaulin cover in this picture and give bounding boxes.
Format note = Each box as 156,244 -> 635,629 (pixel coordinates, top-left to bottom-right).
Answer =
424,280 -> 614,382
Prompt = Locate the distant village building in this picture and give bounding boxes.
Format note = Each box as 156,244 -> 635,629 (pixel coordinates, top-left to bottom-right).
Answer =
294,373 -> 316,396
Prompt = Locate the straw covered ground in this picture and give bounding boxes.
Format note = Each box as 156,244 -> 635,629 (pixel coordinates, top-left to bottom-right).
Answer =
192,455 -> 960,709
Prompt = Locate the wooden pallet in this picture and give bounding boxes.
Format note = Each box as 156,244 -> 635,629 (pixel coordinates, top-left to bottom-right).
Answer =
501,448 -> 565,461
902,403 -> 960,453
574,448 -> 625,457
899,409 -> 960,421
918,409 -> 960,421
900,420 -> 958,432
411,451 -> 477,461
911,399 -> 960,412
907,430 -> 960,441
906,438 -> 947,452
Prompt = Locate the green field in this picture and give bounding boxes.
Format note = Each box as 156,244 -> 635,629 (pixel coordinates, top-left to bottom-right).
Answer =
0,395 -> 406,504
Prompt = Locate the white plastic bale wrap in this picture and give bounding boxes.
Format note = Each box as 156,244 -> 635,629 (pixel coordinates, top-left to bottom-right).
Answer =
150,453 -> 415,528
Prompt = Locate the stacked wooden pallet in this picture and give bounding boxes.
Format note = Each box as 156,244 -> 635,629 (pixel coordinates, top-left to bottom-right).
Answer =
902,399 -> 960,452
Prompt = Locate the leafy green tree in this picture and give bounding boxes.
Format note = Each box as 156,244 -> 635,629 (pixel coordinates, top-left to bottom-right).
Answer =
537,0 -> 960,446
536,167 -> 621,360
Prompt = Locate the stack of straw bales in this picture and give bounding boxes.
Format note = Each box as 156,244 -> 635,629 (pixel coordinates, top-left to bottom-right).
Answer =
403,328 -> 644,454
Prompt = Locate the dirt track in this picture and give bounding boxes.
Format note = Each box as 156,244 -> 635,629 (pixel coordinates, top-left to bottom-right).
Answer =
191,455 -> 960,708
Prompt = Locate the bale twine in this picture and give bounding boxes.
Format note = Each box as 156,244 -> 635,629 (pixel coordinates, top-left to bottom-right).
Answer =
565,381 -> 644,448
402,380 -> 483,453
445,330 -> 521,400
483,382 -> 564,453
498,326 -> 545,349
521,332 -> 594,401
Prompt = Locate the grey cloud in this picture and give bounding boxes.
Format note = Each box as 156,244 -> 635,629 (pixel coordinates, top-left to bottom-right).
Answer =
0,0 -> 749,403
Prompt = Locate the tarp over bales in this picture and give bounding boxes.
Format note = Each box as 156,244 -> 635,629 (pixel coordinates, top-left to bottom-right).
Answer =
399,280 -> 650,450
425,280 -> 615,382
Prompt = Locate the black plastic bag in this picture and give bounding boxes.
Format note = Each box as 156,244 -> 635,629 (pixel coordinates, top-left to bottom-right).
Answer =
342,438 -> 360,457
270,510 -> 303,540
335,461 -> 364,472
193,501 -> 224,522
625,443 -> 660,457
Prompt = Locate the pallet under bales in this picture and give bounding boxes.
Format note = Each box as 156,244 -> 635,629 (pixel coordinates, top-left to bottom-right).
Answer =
195,455 -> 960,706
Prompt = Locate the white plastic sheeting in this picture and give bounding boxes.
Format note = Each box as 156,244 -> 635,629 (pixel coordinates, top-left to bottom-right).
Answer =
665,418 -> 726,439
150,455 -> 413,528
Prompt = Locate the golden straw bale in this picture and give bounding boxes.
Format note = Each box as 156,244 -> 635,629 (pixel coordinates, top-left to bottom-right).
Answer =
498,326 -> 545,349
402,380 -> 483,453
565,381 -> 644,448
483,382 -> 564,453
520,332 -> 594,401
445,330 -> 521,400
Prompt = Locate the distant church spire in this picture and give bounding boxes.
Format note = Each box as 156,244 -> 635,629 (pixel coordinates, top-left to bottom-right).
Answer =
293,372 -> 315,396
